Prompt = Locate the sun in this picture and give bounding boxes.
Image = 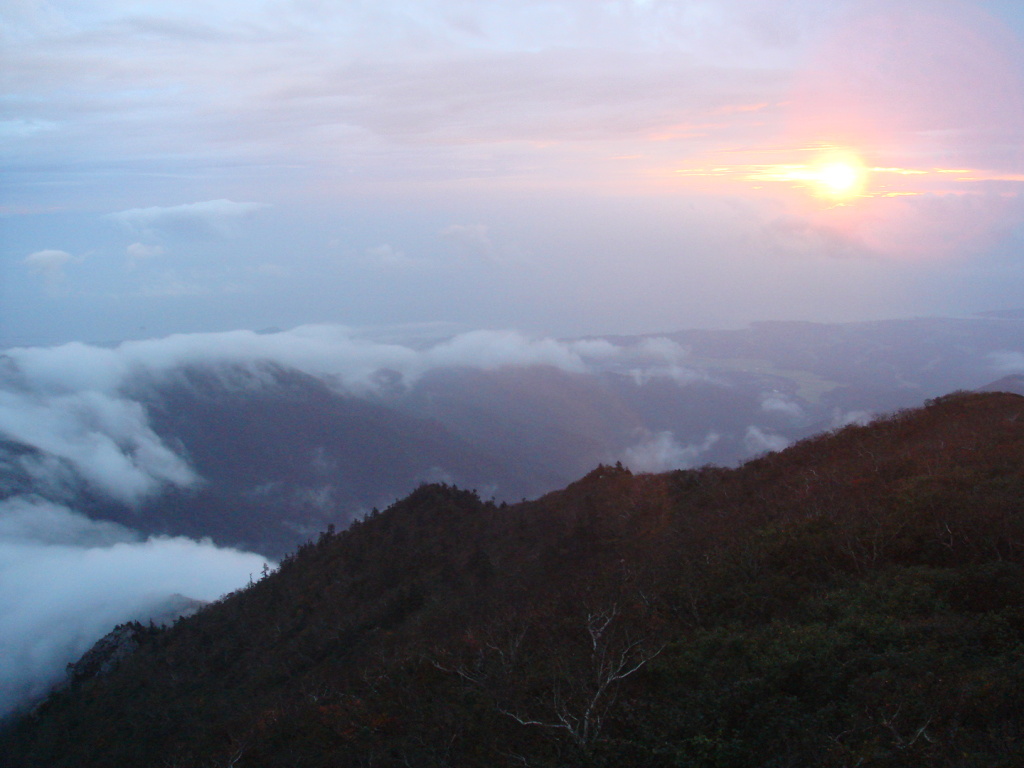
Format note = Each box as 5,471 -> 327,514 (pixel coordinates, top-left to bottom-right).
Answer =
809,154 -> 867,199
674,147 -> 875,202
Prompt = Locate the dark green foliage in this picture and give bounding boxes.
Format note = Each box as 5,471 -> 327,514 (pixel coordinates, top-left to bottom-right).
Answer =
4,393 -> 1024,767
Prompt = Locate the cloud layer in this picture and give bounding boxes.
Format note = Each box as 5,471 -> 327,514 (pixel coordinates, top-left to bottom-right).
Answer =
0,496 -> 268,719
622,430 -> 719,473
0,324 -> 706,717
0,325 -> 699,520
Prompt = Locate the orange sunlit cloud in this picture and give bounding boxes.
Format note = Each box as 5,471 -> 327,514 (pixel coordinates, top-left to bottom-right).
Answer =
674,152 -> 1023,201
669,138 -> 1024,262
652,1 -> 1024,261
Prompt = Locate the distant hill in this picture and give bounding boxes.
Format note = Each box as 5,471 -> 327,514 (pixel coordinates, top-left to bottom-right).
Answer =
128,362 -> 514,555
5,391 -> 1024,767
978,373 -> 1024,396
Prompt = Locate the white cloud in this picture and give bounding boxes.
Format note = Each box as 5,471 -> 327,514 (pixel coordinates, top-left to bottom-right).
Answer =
831,409 -> 874,428
422,329 -> 589,373
624,337 -> 701,385
760,392 -> 804,419
743,425 -> 790,455
0,327 -> 705,508
23,249 -> 74,290
0,388 -> 198,505
565,338 -> 620,360
0,496 -> 137,547
0,341 -> 197,506
108,200 -> 269,239
622,430 -> 718,473
126,242 -> 165,269
0,495 -> 268,719
580,336 -> 700,386
4,325 -> 699,397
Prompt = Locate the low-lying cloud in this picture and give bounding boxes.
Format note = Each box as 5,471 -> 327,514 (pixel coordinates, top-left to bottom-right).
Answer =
622,431 -> 719,473
0,325 -> 702,509
0,496 -> 269,719
0,325 -> 704,717
4,324 -> 698,396
760,392 -> 805,420
831,409 -> 874,428
743,425 -> 791,456
0,388 -> 197,505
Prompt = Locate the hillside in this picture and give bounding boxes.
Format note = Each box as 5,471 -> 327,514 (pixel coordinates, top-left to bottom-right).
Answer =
4,392 -> 1024,767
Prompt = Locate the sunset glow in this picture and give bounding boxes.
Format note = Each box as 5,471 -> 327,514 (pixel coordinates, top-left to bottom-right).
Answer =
813,159 -> 866,198
2,0 -> 1024,342
747,151 -> 869,200
675,150 -> 870,201
675,153 -> 1024,205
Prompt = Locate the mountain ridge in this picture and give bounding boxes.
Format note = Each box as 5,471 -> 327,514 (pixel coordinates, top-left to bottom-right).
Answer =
4,390 -> 1024,767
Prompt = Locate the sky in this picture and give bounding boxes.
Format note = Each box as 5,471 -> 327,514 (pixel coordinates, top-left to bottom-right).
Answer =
3,0 -> 1024,346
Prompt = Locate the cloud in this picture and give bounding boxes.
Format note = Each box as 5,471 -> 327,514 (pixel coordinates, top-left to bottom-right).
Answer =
573,336 -> 700,386
125,242 -> 165,269
0,387 -> 198,505
0,340 -> 198,506
107,200 -> 270,240
422,329 -> 589,374
23,250 -> 74,291
743,425 -> 791,456
2,325 -> 696,396
760,392 -> 805,419
831,409 -> 874,428
0,495 -> 269,719
621,337 -> 702,385
622,431 -> 719,473
0,496 -> 137,547
0,326 -> 703,508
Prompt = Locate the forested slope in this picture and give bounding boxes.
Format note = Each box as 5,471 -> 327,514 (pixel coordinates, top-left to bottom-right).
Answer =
4,391 -> 1024,767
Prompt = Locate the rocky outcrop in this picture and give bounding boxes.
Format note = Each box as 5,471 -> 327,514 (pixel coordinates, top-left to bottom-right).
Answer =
64,623 -> 146,684
63,595 -> 207,686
